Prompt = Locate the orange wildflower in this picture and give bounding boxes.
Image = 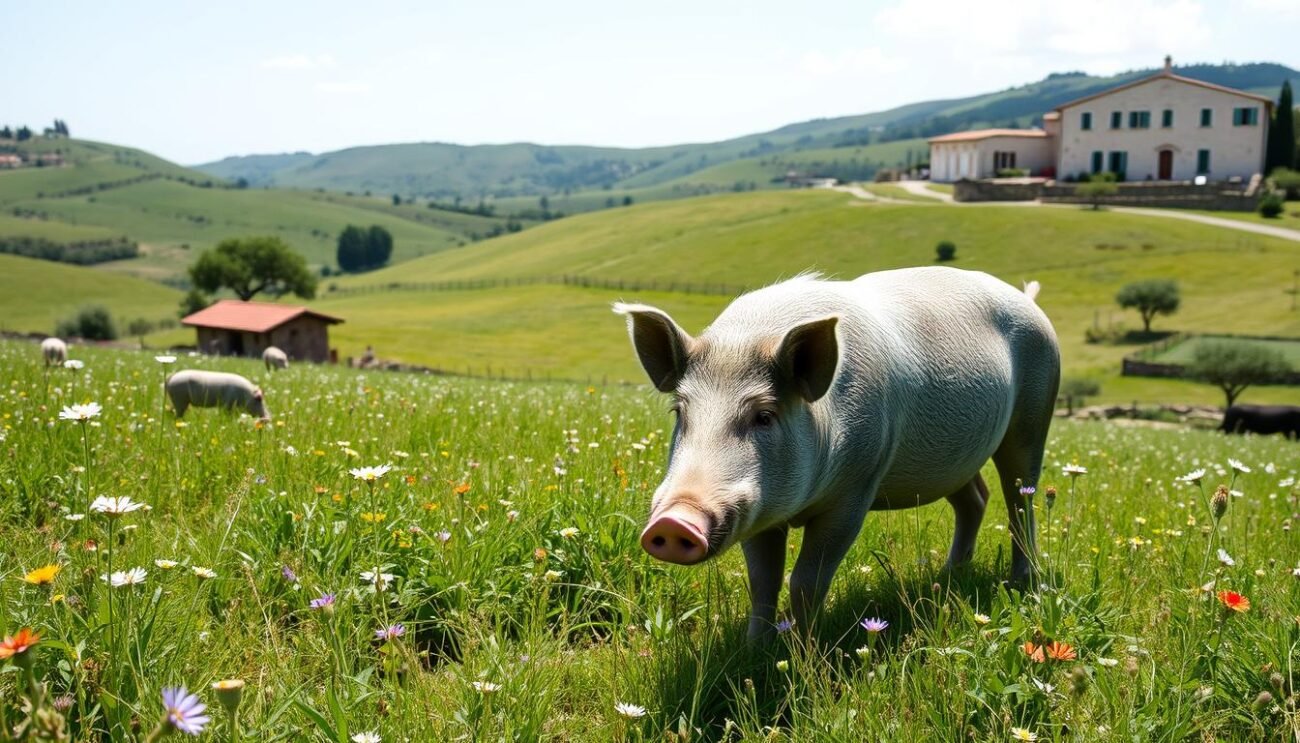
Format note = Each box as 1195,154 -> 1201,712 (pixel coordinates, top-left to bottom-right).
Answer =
1022,641 -> 1045,663
453,483 -> 471,496
0,628 -> 40,660
1217,590 -> 1250,613
1045,641 -> 1077,661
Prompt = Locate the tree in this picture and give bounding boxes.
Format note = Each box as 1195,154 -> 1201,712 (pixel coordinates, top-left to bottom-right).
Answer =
1115,279 -> 1179,333
1058,377 -> 1101,415
392,194 -> 401,206
1265,81 -> 1296,175
1185,341 -> 1291,408
16,126 -> 32,142
935,240 -> 956,262
336,225 -> 367,272
366,225 -> 393,268
56,305 -> 117,340
0,126 -> 12,139
1077,172 -> 1119,210
189,236 -> 316,301
178,288 -> 211,318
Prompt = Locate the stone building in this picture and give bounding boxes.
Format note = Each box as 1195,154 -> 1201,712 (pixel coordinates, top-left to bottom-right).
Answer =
182,300 -> 343,363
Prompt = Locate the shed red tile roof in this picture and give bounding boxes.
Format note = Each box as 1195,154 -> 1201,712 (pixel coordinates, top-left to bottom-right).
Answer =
927,128 -> 1049,144
181,300 -> 343,333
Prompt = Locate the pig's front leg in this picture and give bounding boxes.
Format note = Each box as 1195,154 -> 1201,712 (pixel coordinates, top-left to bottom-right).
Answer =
789,501 -> 870,633
742,526 -> 788,642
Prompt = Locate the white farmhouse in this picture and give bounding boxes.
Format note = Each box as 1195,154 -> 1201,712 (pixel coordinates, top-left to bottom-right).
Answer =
929,58 -> 1273,183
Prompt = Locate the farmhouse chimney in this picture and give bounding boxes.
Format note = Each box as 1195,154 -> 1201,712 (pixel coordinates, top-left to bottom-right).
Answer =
1163,55 -> 1172,74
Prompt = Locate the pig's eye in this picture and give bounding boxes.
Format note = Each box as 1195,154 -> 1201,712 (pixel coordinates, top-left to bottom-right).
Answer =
753,409 -> 776,428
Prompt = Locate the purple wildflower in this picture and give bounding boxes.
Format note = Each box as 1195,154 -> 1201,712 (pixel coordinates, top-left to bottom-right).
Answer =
281,565 -> 298,583
374,623 -> 406,641
775,618 -> 794,633
860,617 -> 889,633
436,530 -> 452,544
1019,485 -> 1036,496
309,592 -> 336,610
161,686 -> 210,736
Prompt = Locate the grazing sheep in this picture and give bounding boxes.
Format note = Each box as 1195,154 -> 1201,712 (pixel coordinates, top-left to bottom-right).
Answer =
263,346 -> 289,371
41,337 -> 68,366
165,370 -> 270,420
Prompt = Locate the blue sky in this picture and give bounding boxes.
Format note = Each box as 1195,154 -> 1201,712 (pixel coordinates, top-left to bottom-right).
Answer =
4,0 -> 1298,164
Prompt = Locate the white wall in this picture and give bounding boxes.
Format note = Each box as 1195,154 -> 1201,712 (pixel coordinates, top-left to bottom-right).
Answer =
1057,76 -> 1269,181
930,137 -> 1052,182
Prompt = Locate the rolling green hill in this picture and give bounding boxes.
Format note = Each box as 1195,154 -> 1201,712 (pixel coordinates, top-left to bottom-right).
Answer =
0,138 -> 523,281
0,252 -> 180,333
195,62 -> 1299,201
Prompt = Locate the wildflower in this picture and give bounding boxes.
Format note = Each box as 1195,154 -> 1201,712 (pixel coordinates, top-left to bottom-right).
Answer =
1010,726 -> 1039,741
359,512 -> 386,523
1062,464 -> 1087,478
559,526 -> 579,539
1097,657 -> 1119,667
1045,641 -> 1077,661
775,618 -> 794,633
1216,590 -> 1250,613
973,612 -> 991,625
154,355 -> 177,364
1022,642 -> 1046,663
506,510 -> 519,523
471,681 -> 502,694
614,702 -> 647,719
192,566 -> 217,580
154,559 -> 178,569
309,592 -> 336,611
281,565 -> 298,583
24,564 -> 62,585
1043,485 -> 1057,509
211,679 -> 244,713
544,569 -> 563,581
860,617 -> 889,633
0,628 -> 41,661
349,465 -> 392,482
854,645 -> 871,659
161,686 -> 210,736
1031,679 -> 1056,695
360,569 -> 394,591
1227,458 -> 1250,474
59,402 -> 101,421
453,482 -> 471,496
102,567 -> 147,587
90,496 -> 145,517
1211,485 -> 1229,520
1252,691 -> 1273,711
1178,468 -> 1206,484
775,660 -> 789,673
1019,485 -> 1036,497
1216,548 -> 1235,567
374,624 -> 405,641
64,513 -> 85,522
352,733 -> 381,743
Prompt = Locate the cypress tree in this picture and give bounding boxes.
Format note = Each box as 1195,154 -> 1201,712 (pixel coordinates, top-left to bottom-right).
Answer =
336,225 -> 367,273
1265,81 -> 1296,175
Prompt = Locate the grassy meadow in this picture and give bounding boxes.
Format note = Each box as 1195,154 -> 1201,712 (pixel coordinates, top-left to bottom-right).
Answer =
1,339 -> 1298,741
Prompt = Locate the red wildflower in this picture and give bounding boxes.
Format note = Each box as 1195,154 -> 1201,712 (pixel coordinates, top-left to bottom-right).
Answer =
0,628 -> 41,660
1217,590 -> 1250,613
1045,641 -> 1077,661
1022,641 -> 1045,663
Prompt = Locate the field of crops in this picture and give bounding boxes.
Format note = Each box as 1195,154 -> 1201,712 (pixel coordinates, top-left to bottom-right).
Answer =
3,339 -> 1298,740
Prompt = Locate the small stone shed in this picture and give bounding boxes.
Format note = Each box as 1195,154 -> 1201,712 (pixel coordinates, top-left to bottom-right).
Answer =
181,300 -> 343,363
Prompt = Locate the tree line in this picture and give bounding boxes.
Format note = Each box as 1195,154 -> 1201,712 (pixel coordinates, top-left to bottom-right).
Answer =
0,236 -> 138,265
0,120 -> 70,141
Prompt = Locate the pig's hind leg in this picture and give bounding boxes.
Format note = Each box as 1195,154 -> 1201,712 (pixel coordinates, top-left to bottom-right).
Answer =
943,473 -> 989,569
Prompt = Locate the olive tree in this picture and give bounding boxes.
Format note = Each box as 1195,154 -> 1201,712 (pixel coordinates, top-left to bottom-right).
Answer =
1116,279 -> 1179,334
1185,341 -> 1292,408
189,236 -> 316,301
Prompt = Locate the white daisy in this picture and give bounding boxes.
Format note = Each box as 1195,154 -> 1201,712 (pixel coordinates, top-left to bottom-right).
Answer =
63,359 -> 84,370
154,355 -> 177,364
614,702 -> 646,719
155,559 -> 179,569
102,567 -> 147,587
90,496 -> 145,517
558,527 -> 579,539
1216,548 -> 1235,567
1178,468 -> 1206,484
351,733 -> 381,743
471,681 -> 502,694
1097,657 -> 1119,667
1227,458 -> 1250,474
59,402 -> 102,421
349,464 -> 392,482
1062,464 -> 1088,477
360,569 -> 394,591
192,566 -> 217,580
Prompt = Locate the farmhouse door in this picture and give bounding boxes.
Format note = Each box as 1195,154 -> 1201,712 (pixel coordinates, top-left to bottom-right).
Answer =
1158,150 -> 1173,180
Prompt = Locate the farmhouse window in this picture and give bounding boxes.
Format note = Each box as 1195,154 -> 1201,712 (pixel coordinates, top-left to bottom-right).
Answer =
1128,111 -> 1151,129
1200,108 -> 1212,127
1232,107 -> 1259,126
1196,149 -> 1210,175
1107,151 -> 1127,178
1110,111 -> 1123,129
1091,151 -> 1103,174
993,151 -> 1018,171
1081,112 -> 1092,130
1161,109 -> 1173,128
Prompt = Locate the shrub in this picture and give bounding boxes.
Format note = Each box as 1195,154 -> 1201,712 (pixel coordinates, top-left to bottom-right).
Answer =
935,241 -> 957,262
1258,192 -> 1285,218
1059,377 -> 1101,414
996,168 -> 1027,178
56,305 -> 117,341
1270,167 -> 1300,199
1077,174 -> 1119,210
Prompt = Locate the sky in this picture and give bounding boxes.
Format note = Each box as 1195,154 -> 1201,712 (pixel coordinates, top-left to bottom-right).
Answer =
4,0 -> 1298,165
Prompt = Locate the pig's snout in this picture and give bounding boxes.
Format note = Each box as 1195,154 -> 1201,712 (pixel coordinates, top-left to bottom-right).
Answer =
641,508 -> 710,565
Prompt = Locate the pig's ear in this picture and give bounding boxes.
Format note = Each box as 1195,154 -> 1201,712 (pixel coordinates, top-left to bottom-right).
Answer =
613,302 -> 693,392
775,316 -> 840,402
253,388 -> 264,399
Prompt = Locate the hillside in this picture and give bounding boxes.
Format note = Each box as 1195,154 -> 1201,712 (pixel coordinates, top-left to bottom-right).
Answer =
0,252 -> 180,333
282,191 -> 1300,407
0,137 -> 521,281
195,62 -> 1299,201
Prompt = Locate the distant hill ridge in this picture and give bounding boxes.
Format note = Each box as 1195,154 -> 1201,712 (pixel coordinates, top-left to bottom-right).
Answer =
197,61 -> 1299,198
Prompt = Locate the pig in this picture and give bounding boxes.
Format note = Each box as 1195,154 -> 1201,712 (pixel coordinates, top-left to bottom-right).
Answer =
41,337 -> 68,366
615,267 -> 1059,641
263,346 -> 289,371
165,370 -> 270,420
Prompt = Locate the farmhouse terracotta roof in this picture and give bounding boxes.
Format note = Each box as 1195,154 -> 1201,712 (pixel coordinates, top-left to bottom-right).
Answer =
182,300 -> 343,333
1053,70 -> 1273,112
927,128 -> 1049,144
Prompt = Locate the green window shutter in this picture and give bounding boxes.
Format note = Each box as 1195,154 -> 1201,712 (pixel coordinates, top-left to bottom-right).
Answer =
1081,112 -> 1092,130
1091,151 -> 1103,173
1200,108 -> 1212,127
1111,111 -> 1122,129
1162,109 -> 1173,128
1196,149 -> 1210,174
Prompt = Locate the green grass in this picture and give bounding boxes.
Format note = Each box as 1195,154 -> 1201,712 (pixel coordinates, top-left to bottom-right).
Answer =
2,339 -> 1297,740
0,253 -> 180,333
1188,206 -> 1300,232
926,182 -> 954,195
860,183 -> 938,202
1148,334 -> 1300,365
0,214 -> 123,243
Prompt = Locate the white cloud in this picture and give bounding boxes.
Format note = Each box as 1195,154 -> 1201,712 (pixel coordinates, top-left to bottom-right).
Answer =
260,54 -> 336,71
314,81 -> 370,94
799,47 -> 902,78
